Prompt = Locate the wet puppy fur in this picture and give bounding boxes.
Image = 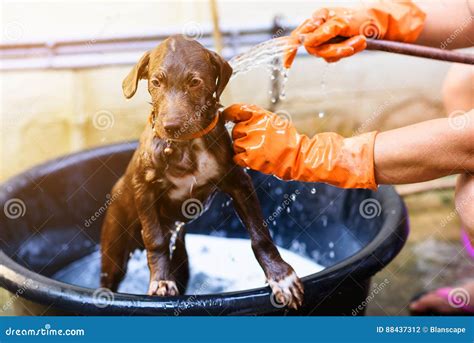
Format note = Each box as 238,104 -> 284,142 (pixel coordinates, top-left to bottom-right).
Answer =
100,35 -> 303,309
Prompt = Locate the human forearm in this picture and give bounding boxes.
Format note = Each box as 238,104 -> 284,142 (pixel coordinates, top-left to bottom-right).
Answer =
374,110 -> 474,185
415,0 -> 474,49
224,105 -> 473,189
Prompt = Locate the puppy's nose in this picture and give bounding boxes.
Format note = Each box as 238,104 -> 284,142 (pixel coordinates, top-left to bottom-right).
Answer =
163,121 -> 181,134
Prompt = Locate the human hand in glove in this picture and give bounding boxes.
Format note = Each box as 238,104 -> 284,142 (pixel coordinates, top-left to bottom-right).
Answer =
223,104 -> 378,190
284,0 -> 426,66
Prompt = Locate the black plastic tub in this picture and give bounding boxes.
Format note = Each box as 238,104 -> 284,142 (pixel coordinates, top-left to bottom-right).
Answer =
0,142 -> 408,315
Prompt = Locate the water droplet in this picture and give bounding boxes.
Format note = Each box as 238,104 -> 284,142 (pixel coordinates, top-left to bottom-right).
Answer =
329,251 -> 335,258
329,241 -> 334,248
271,97 -> 276,103
310,188 -> 316,194
318,111 -> 325,118
290,194 -> 296,201
286,207 -> 291,214
322,215 -> 328,227
272,221 -> 277,226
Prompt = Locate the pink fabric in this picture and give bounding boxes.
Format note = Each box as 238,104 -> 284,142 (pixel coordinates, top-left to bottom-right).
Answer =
461,228 -> 474,259
415,228 -> 474,314
435,287 -> 474,313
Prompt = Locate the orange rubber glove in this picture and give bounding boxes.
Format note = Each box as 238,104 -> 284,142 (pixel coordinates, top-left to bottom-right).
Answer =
284,0 -> 426,66
223,104 -> 378,190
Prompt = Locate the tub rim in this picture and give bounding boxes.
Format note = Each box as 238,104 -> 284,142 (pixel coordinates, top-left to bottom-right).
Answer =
0,142 -> 409,315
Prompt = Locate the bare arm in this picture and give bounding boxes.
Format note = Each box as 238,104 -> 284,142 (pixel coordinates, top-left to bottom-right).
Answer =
415,0 -> 474,49
374,110 -> 474,184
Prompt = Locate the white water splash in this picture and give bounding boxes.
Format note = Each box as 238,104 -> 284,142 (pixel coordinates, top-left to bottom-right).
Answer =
54,234 -> 324,295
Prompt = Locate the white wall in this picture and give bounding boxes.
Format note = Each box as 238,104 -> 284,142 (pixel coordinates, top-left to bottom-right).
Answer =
0,0 -> 452,180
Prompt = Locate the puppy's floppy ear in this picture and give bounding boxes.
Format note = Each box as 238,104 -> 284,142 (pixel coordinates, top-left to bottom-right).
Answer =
122,51 -> 150,99
208,50 -> 233,101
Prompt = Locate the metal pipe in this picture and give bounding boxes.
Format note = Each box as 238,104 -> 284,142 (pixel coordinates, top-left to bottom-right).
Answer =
0,25 -> 285,70
2,23 -> 473,70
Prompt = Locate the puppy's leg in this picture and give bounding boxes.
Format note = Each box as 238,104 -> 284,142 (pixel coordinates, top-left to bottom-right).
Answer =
170,227 -> 189,295
220,169 -> 304,309
100,200 -> 132,292
135,189 -> 178,296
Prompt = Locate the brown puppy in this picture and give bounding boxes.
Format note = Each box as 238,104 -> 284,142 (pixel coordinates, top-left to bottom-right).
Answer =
100,35 -> 303,309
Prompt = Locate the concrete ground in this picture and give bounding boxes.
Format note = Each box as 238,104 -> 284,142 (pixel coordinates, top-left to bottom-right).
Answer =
366,188 -> 471,315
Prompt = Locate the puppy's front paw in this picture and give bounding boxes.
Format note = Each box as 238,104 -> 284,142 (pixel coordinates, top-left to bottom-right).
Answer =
268,270 -> 304,310
148,280 -> 179,296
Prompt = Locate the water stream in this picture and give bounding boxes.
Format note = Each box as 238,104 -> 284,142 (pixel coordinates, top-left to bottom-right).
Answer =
227,36 -> 328,119
228,36 -> 298,79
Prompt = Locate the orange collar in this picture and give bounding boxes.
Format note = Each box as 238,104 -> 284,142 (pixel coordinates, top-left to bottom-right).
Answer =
150,111 -> 220,141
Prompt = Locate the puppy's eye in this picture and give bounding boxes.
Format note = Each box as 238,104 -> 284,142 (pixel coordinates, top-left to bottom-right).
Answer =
189,78 -> 202,87
151,79 -> 161,88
